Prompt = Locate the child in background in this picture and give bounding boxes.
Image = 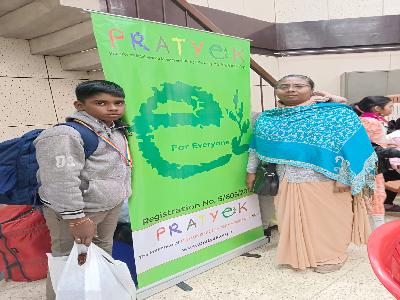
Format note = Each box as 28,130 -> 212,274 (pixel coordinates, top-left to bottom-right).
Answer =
353,96 -> 399,229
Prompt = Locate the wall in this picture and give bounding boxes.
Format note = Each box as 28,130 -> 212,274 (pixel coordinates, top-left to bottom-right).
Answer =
60,0 -> 102,10
188,0 -> 276,22
275,0 -> 400,23
189,0 -> 400,23
277,51 -> 400,96
0,36 -> 90,141
250,54 -> 279,112
3,29 -> 400,140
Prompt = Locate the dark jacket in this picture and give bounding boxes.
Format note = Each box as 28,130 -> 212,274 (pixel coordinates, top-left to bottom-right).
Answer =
372,142 -> 400,173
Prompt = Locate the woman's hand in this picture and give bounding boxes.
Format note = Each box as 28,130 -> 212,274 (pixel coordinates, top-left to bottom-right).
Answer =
313,90 -> 347,103
312,91 -> 330,101
333,181 -> 351,193
313,90 -> 329,98
246,173 -> 256,190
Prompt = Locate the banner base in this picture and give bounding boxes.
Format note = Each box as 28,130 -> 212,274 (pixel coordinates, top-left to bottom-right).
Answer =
136,236 -> 269,299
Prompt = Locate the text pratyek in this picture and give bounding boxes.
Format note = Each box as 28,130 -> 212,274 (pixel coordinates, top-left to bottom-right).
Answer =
108,29 -> 245,64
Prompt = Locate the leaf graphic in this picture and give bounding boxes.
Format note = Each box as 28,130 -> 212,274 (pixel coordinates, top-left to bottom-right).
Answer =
238,101 -> 244,120
233,90 -> 239,109
228,111 -> 237,122
242,120 -> 250,134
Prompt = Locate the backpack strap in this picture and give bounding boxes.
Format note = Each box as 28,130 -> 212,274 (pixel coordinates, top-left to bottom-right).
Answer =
62,121 -> 99,159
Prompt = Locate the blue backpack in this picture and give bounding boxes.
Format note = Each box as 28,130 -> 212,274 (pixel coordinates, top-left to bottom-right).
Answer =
0,122 -> 99,205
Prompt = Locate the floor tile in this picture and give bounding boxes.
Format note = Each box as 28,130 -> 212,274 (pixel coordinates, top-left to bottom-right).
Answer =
147,276 -> 214,300
0,279 -> 46,300
310,260 -> 393,300
0,227 -> 394,300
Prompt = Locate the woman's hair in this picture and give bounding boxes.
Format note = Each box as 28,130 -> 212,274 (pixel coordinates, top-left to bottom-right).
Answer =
275,74 -> 315,90
351,96 -> 392,116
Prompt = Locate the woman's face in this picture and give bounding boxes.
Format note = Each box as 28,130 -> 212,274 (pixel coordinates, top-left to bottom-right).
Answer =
275,77 -> 313,106
374,101 -> 394,116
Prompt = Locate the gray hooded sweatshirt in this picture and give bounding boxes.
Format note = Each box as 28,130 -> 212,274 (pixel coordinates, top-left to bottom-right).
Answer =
34,111 -> 132,219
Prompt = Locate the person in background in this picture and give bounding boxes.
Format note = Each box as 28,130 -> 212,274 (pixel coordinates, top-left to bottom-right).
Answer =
353,96 -> 400,224
247,74 -> 376,273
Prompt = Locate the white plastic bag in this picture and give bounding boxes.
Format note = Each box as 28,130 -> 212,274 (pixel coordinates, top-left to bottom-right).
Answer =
47,243 -> 136,300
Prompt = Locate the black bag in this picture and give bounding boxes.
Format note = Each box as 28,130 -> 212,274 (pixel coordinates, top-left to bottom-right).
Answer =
372,142 -> 400,173
252,163 -> 279,196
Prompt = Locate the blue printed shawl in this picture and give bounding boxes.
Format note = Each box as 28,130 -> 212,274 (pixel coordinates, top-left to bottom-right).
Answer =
249,102 -> 377,195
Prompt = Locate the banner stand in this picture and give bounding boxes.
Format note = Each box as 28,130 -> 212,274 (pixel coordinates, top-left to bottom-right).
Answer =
91,11 -> 265,294
136,237 -> 268,299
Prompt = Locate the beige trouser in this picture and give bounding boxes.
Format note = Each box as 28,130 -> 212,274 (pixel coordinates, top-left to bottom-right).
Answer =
43,203 -> 123,300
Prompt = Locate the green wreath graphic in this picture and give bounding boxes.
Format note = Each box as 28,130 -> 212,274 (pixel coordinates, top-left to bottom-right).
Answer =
129,81 -> 249,179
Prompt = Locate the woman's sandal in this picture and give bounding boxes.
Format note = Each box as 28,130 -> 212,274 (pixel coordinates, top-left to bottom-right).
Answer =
384,204 -> 400,213
314,263 -> 343,274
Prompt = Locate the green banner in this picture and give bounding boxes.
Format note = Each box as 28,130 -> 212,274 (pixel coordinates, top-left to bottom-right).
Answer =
91,12 -> 263,289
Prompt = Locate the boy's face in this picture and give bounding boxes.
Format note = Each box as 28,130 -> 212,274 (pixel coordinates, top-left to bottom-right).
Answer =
74,93 -> 125,126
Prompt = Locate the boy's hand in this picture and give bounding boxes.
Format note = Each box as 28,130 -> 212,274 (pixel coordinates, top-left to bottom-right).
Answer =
246,173 -> 256,190
68,217 -> 96,246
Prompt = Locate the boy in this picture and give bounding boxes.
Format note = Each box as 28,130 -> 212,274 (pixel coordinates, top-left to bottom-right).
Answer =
34,80 -> 132,300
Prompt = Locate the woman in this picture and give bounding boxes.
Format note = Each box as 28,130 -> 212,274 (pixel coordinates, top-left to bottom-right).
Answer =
247,75 -> 377,273
353,97 -> 400,223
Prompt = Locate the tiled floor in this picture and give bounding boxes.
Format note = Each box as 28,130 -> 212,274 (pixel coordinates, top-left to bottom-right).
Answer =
0,226 -> 395,300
